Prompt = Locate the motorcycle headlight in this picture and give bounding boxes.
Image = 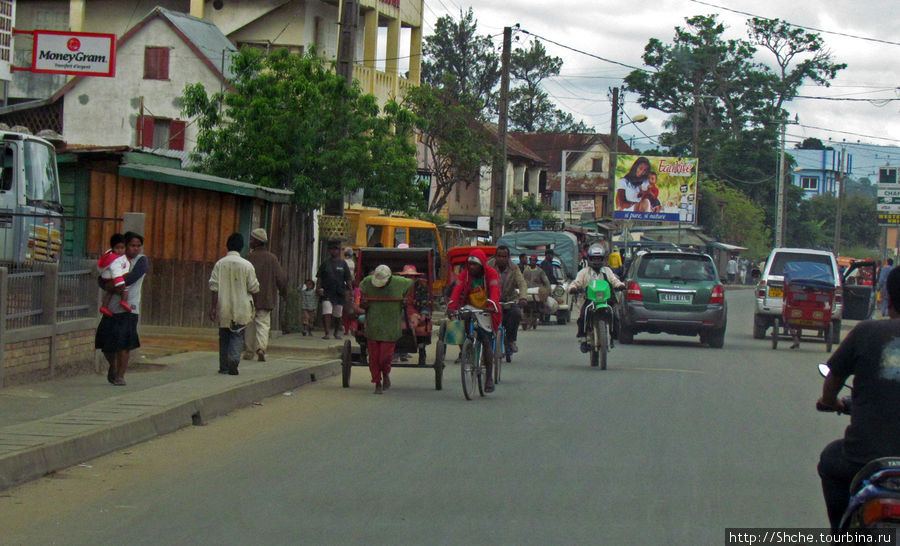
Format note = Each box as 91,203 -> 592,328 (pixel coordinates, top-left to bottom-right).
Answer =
552,285 -> 565,298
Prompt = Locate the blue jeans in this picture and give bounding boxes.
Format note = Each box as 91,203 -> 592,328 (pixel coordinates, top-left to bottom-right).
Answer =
219,324 -> 245,373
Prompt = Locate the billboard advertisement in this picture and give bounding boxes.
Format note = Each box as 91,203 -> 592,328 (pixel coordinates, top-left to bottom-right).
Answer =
14,29 -> 116,77
613,154 -> 698,223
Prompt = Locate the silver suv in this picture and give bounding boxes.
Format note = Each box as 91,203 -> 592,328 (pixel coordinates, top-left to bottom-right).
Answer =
753,248 -> 842,341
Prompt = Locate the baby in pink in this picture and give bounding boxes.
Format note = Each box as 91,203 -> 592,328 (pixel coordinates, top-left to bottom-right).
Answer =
97,233 -> 132,316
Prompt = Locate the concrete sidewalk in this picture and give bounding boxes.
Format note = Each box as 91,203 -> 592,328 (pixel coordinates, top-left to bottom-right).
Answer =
0,329 -> 347,491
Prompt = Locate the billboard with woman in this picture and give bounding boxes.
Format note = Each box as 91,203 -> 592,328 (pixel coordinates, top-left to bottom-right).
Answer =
613,155 -> 698,223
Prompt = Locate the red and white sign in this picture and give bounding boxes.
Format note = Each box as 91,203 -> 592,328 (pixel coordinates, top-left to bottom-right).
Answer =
14,29 -> 115,77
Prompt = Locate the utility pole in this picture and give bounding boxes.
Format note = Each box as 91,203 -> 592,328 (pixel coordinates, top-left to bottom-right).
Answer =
328,0 -> 360,216
491,26 -> 511,240
834,145 -> 847,256
336,0 -> 360,86
604,87 -> 619,218
775,121 -> 787,247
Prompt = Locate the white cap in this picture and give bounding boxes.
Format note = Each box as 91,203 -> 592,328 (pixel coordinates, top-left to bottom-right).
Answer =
371,264 -> 392,288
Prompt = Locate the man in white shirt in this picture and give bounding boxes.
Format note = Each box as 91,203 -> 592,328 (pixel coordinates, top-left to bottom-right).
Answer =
209,233 -> 260,375
727,256 -> 738,284
569,243 -> 625,350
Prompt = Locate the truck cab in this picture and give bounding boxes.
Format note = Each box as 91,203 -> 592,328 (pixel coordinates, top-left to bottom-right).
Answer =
0,131 -> 63,264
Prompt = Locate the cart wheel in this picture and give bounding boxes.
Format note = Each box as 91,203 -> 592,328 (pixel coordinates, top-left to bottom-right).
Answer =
771,317 -> 779,349
434,339 -> 446,391
341,339 -> 352,388
825,323 -> 833,353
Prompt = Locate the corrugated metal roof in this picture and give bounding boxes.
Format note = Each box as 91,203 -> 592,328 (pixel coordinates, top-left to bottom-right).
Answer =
119,163 -> 293,203
157,7 -> 237,80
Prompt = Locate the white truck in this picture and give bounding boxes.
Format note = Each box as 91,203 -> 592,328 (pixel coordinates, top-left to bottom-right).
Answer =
0,131 -> 63,264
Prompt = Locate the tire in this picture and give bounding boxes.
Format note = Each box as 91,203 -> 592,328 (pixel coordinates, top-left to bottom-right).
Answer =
831,320 -> 841,344
341,339 -> 352,388
619,323 -> 634,344
460,339 -> 476,401
825,323 -> 833,353
434,339 -> 446,391
771,317 -> 779,349
753,314 -> 767,339
493,347 -> 502,384
707,327 -> 726,349
598,319 -> 608,370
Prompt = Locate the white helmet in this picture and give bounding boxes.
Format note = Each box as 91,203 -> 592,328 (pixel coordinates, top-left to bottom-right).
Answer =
587,243 -> 607,258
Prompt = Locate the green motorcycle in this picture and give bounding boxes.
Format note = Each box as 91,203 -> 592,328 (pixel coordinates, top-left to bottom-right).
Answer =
584,279 -> 614,369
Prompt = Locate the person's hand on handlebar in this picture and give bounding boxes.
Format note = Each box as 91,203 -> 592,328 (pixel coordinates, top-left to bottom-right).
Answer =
614,285 -> 626,292
569,287 -> 583,294
816,396 -> 849,414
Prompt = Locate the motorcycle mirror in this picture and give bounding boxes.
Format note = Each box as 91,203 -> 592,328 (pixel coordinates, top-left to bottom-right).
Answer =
818,363 -> 831,378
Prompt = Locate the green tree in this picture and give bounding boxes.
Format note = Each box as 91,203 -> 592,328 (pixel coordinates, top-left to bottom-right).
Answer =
421,9 -> 500,116
506,194 -> 557,225
697,178 -> 770,257
403,82 -> 496,214
508,39 -> 592,132
626,14 -> 845,245
181,48 -> 420,212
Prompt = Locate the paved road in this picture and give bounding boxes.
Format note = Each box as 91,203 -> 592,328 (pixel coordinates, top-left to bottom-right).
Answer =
0,289 -> 848,545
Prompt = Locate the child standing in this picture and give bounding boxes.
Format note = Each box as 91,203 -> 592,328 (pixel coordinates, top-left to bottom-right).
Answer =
97,233 -> 132,316
300,279 -> 318,336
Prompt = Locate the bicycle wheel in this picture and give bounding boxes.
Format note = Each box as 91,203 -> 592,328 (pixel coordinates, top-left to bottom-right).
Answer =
476,340 -> 485,397
460,339 -> 476,401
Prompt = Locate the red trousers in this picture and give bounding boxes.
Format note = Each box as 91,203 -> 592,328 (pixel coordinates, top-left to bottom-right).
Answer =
367,339 -> 395,384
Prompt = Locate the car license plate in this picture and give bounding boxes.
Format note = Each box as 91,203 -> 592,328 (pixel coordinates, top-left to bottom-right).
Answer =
661,293 -> 692,304
768,287 -> 783,298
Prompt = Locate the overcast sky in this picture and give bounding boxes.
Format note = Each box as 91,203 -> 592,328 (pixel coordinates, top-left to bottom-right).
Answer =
419,0 -> 900,177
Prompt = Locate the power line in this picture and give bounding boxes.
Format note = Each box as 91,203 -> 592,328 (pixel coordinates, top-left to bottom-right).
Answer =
797,124 -> 900,144
687,0 -> 900,47
516,28 -> 646,73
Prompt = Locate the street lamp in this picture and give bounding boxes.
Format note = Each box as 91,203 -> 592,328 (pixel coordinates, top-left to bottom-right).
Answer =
604,114 -> 648,218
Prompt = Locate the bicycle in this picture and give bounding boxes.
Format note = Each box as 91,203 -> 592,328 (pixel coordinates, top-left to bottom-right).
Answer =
454,306 -> 505,400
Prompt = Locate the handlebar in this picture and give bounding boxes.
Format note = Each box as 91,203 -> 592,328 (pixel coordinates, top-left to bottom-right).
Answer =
816,396 -> 852,415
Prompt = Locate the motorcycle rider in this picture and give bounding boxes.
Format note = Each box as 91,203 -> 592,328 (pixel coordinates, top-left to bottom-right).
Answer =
569,243 -> 625,353
817,266 -> 900,531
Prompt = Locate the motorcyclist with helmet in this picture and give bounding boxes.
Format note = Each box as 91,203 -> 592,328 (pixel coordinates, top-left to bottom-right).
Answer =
569,242 -> 625,353
817,266 -> 900,531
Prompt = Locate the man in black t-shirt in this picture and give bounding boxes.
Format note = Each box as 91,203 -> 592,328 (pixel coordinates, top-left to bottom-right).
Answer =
316,240 -> 352,340
817,267 -> 900,531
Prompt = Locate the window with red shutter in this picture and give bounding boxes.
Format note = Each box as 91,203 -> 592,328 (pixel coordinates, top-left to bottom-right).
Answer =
169,120 -> 186,151
137,115 -> 155,148
144,47 -> 169,80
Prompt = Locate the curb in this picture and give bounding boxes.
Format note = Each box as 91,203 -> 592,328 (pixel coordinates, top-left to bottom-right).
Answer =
0,360 -> 340,491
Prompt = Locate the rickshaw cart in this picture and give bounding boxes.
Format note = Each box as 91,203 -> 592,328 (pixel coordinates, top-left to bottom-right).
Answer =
341,248 -> 446,390
771,261 -> 836,352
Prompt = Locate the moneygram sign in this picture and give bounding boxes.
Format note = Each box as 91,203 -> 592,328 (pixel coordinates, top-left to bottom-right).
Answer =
15,30 -> 115,77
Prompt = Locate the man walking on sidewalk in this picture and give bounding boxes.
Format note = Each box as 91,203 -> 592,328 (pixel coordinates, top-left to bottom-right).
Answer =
209,233 -> 259,375
244,228 -> 287,362
317,239 -> 352,340
358,265 -> 417,394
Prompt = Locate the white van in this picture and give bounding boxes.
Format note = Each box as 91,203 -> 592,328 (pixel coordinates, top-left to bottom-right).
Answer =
753,248 -> 842,341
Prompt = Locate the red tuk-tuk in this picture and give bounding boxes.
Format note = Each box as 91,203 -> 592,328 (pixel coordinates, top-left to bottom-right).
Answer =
771,261 -> 837,352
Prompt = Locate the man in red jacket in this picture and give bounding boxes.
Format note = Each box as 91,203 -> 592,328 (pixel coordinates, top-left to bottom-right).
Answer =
448,248 -> 502,392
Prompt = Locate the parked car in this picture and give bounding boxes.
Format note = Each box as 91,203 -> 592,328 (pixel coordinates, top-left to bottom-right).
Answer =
618,250 -> 727,347
753,248 -> 845,342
